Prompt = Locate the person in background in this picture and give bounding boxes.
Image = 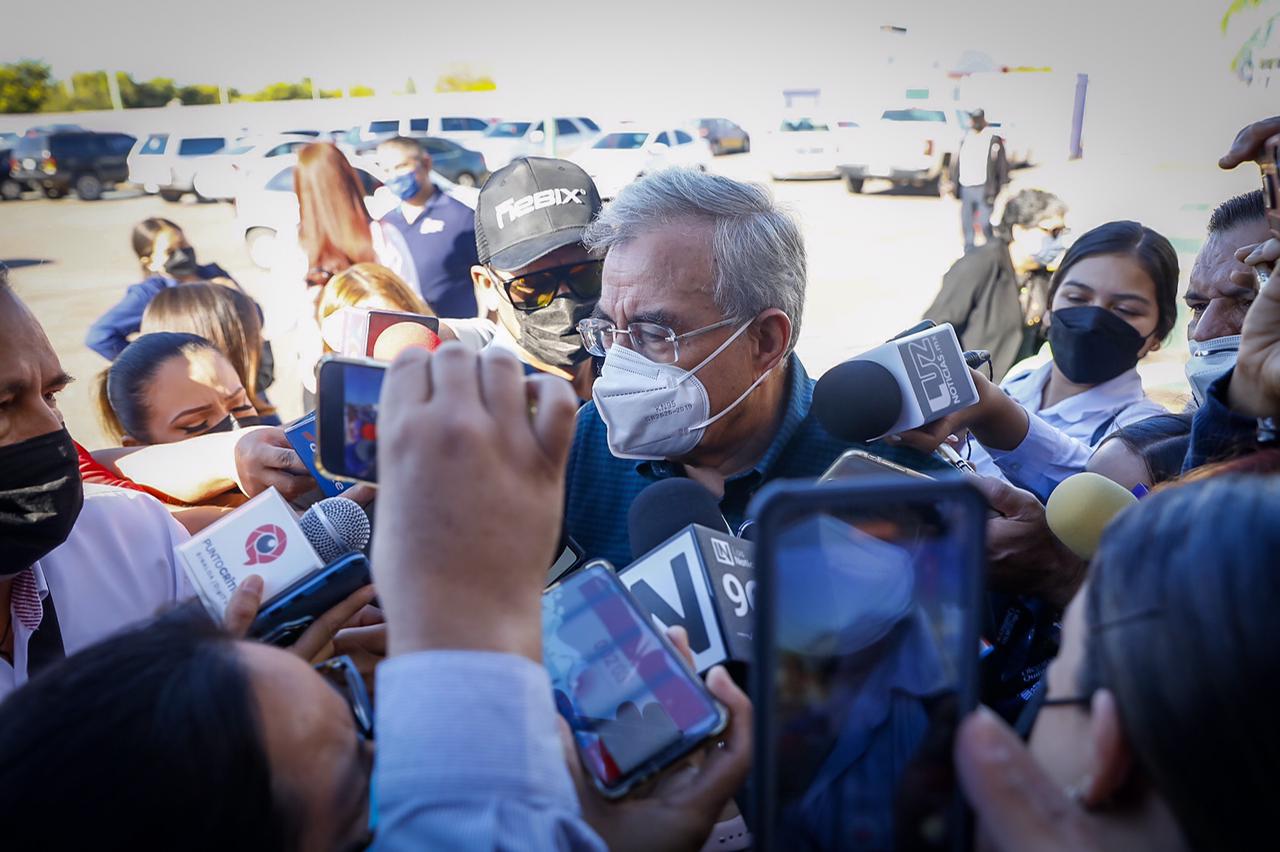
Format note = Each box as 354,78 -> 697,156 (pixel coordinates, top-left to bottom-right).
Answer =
141,283 -> 279,425
85,217 -> 238,360
284,142 -> 415,403
95,332 -> 262,447
924,188 -> 1069,380
1084,412 -> 1193,494
0,269 -> 190,698
949,108 -> 1010,253
909,220 -> 1179,501
1182,189 -> 1270,405
375,136 -> 480,319
568,168 -> 946,567
467,157 -> 604,400
317,262 -> 431,352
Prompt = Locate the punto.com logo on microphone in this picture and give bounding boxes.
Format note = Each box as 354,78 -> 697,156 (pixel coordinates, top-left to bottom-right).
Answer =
244,524 -> 288,566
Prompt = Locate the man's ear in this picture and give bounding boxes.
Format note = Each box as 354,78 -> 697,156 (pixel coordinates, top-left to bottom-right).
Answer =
471,265 -> 501,316
1081,689 -> 1134,809
752,308 -> 792,372
471,264 -> 494,291
121,434 -> 141,448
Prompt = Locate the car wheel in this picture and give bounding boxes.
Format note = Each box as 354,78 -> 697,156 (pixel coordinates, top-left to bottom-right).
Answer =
844,175 -> 864,194
159,188 -> 184,202
455,172 -> 477,188
74,174 -> 104,201
245,227 -> 279,270
1,179 -> 22,201
42,185 -> 66,199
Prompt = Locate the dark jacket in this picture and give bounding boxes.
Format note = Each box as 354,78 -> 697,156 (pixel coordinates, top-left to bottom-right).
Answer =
923,240 -> 1024,381
949,132 -> 1010,203
1183,369 -> 1258,472
85,263 -> 234,360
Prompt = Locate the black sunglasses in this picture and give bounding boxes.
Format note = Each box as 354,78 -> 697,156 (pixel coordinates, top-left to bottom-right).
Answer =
494,259 -> 603,313
314,655 -> 374,740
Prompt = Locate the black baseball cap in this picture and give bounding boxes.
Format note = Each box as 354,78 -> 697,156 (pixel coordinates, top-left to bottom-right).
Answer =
475,157 -> 602,271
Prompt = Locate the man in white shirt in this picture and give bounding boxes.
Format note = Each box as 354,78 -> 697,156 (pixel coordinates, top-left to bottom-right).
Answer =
0,270 -> 189,697
952,109 -> 1009,253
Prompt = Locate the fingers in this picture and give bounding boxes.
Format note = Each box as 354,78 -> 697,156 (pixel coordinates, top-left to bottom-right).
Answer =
1237,238 -> 1280,268
682,665 -> 753,814
1219,116 -> 1280,169
428,342 -> 483,410
223,574 -> 264,638
527,372 -> 579,469
478,347 -> 532,446
666,625 -> 697,672
967,473 -> 1035,518
291,584 -> 378,662
343,484 -> 377,507
892,417 -> 955,454
383,346 -> 432,408
955,707 -> 1095,852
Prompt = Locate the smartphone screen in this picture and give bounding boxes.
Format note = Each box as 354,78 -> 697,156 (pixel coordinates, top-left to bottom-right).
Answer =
819,448 -> 935,483
283,411 -> 350,498
365,310 -> 440,358
542,562 -> 728,798
752,478 -> 985,851
317,357 -> 385,484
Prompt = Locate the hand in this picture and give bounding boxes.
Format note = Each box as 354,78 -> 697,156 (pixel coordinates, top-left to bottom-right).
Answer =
371,343 -> 578,660
894,369 -> 1029,455
564,627 -> 753,852
233,426 -> 315,501
1227,239 -> 1280,417
332,605 -> 387,696
970,475 -> 1085,610
223,575 -> 379,663
955,707 -> 1101,851
1219,115 -> 1280,170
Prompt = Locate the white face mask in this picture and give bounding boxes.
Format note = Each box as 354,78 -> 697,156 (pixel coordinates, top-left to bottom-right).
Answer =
591,321 -> 772,460
1185,334 -> 1240,406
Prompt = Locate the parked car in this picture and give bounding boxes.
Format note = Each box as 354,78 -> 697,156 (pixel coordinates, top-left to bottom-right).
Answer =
836,106 -> 962,195
233,155 -> 475,269
694,118 -> 750,155
192,133 -> 315,201
765,117 -> 850,180
572,124 -> 711,199
349,115 -> 493,145
349,135 -> 489,187
0,131 -> 19,149
472,117 -> 600,171
10,130 -> 133,200
1,146 -> 23,200
128,132 -> 231,201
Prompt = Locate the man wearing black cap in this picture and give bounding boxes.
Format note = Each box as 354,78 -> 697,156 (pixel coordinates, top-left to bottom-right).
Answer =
468,157 -> 604,399
950,108 -> 1009,253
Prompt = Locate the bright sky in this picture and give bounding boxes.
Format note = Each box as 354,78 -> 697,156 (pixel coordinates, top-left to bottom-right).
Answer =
2,0 -> 1273,161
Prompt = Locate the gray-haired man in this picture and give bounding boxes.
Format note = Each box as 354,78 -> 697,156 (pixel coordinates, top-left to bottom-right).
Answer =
563,168 -> 946,565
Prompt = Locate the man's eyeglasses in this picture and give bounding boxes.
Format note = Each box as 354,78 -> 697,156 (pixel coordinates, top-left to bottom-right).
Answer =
494,260 -> 603,312
578,317 -> 736,365
314,655 -> 374,740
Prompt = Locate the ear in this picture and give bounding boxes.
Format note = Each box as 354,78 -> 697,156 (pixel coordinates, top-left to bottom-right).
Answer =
121,434 -> 142,447
1081,689 -> 1134,809
420,153 -> 433,173
1138,335 -> 1162,358
471,264 -> 501,314
751,308 -> 792,373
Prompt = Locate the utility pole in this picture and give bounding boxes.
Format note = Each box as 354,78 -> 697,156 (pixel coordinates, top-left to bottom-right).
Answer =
106,69 -> 124,111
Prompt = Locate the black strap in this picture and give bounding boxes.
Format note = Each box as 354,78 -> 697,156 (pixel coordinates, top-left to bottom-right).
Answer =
26,590 -> 65,676
1089,413 -> 1120,446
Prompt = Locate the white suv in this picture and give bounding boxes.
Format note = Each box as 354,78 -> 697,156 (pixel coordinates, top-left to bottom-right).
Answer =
472,117 -> 601,171
350,115 -> 492,145
128,132 -> 232,201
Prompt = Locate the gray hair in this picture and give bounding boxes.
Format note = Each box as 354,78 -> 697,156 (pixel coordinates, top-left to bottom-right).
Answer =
583,168 -> 807,352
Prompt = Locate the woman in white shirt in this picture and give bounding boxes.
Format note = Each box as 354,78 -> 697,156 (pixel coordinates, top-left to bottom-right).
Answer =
914,220 -> 1180,499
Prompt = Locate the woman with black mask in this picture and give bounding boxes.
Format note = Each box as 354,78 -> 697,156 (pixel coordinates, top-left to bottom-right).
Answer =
85,217 -> 241,361
902,221 -> 1179,501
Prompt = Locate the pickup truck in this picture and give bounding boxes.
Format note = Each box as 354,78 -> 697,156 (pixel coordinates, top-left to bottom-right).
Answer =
837,107 -> 963,196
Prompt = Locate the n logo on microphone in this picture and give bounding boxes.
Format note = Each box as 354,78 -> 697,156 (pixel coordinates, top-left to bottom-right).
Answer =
628,553 -> 712,654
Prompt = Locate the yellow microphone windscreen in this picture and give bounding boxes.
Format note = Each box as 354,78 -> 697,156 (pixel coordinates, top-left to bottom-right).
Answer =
1045,472 -> 1139,560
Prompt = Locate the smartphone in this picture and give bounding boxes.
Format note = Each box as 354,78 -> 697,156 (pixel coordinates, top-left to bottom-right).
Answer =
316,356 -> 386,485
819,448 -> 935,483
283,411 -> 350,498
750,477 -> 986,851
365,309 -> 440,358
249,551 -> 372,647
542,561 -> 729,799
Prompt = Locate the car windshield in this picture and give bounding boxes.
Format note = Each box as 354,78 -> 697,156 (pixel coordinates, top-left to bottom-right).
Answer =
780,119 -> 829,132
593,132 -> 650,150
881,109 -> 946,123
178,137 -> 225,156
485,122 -> 531,138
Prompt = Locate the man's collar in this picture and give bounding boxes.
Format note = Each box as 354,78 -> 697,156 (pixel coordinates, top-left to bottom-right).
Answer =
637,355 -> 807,482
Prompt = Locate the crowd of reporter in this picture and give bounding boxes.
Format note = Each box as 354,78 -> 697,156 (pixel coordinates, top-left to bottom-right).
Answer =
0,114 -> 1276,850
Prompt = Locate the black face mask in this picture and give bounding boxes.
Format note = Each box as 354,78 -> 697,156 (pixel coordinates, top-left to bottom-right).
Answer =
193,412 -> 263,437
164,247 -> 199,278
1047,305 -> 1147,385
0,429 -> 84,576
498,293 -> 595,371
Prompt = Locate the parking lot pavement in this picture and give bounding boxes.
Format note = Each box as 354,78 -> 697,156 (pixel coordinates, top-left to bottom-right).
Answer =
0,150 -> 1202,451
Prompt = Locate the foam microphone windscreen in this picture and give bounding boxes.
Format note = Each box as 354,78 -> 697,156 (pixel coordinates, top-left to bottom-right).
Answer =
628,478 -> 729,560
812,360 -> 904,442
299,496 -> 372,563
1044,472 -> 1138,560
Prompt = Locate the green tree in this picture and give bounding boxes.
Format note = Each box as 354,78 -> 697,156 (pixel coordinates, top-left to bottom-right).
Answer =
0,60 -> 54,113
404,77 -> 417,95
350,85 -> 374,97
435,70 -> 496,93
1223,0 -> 1270,32
243,80 -> 313,102
177,84 -> 220,105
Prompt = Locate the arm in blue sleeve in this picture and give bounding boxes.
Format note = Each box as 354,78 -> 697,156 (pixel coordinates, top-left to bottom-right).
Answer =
371,651 -> 607,852
1183,369 -> 1258,472
986,412 -> 1092,501
85,284 -> 156,360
